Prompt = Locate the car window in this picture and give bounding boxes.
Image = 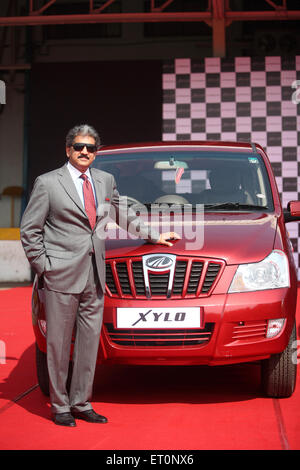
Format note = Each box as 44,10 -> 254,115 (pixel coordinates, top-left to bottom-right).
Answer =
92,150 -> 274,211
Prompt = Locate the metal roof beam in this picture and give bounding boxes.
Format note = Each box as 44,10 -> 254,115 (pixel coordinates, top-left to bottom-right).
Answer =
1,4 -> 300,27
212,0 -> 225,57
264,0 -> 286,10
29,0 -> 58,16
151,0 -> 176,12
91,0 -> 117,14
0,11 -> 212,27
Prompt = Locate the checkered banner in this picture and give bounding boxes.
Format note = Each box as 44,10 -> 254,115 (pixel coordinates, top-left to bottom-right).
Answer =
162,56 -> 300,277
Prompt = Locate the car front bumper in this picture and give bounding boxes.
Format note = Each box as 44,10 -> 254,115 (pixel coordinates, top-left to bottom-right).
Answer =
98,287 -> 296,366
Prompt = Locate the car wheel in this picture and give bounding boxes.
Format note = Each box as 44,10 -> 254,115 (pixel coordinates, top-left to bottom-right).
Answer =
261,322 -> 297,398
35,342 -> 73,396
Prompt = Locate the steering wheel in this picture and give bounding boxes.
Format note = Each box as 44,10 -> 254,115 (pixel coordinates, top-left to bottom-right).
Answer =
122,195 -> 142,206
153,194 -> 190,204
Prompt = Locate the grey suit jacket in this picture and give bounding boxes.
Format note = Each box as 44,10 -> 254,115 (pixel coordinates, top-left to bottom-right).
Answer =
20,163 -> 160,294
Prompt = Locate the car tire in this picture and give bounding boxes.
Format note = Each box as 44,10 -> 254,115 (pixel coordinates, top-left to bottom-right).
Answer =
35,342 -> 73,397
261,322 -> 297,398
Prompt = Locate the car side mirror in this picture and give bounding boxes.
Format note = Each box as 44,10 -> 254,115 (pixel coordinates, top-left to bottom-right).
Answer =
284,201 -> 300,223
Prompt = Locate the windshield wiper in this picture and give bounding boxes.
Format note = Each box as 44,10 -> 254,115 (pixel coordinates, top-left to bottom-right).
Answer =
204,202 -> 269,211
129,201 -> 269,213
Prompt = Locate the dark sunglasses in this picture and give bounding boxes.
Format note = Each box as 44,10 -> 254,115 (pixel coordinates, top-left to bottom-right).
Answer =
72,143 -> 97,153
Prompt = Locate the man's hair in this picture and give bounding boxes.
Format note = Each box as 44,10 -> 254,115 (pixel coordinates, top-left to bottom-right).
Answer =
66,124 -> 101,148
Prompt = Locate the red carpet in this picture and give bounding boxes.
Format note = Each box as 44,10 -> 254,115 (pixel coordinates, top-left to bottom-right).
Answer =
0,286 -> 300,450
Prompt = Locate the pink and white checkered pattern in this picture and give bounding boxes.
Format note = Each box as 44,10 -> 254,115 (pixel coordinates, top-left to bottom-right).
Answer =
162,56 -> 300,277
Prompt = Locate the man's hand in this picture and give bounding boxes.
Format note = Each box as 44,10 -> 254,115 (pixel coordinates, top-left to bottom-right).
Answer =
156,232 -> 181,247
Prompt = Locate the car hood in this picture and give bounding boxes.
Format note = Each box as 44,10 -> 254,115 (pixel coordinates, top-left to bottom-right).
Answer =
104,211 -> 279,265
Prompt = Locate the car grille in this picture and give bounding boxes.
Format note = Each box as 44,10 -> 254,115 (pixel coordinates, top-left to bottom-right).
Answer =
104,322 -> 214,347
105,256 -> 224,298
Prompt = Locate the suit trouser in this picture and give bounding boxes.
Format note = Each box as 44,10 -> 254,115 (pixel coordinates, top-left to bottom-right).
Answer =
44,255 -> 104,414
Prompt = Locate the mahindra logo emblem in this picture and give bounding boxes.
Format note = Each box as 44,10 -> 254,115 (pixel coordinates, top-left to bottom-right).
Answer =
145,255 -> 174,270
142,253 -> 176,298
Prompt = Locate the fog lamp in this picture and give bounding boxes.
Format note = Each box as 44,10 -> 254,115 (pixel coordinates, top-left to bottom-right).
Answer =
266,318 -> 285,338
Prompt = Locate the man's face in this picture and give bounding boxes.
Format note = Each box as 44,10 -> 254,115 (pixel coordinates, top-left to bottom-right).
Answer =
66,134 -> 97,172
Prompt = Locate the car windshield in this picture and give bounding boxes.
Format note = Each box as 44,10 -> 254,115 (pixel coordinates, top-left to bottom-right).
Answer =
92,149 -> 274,211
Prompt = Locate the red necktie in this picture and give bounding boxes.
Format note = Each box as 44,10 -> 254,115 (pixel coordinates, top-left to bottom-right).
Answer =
80,174 -> 96,229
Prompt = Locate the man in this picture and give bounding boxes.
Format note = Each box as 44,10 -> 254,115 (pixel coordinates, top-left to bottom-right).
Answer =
20,124 -> 179,427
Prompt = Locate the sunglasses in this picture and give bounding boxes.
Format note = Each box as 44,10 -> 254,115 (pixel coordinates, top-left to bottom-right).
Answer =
72,143 -> 97,153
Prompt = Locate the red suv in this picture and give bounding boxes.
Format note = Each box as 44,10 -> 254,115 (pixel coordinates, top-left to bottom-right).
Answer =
33,141 -> 300,398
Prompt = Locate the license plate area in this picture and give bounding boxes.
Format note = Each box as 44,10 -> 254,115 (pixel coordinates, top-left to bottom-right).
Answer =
116,307 -> 202,329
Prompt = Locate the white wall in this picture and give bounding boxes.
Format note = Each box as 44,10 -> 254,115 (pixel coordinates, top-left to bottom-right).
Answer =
0,240 -> 31,282
0,74 -> 24,228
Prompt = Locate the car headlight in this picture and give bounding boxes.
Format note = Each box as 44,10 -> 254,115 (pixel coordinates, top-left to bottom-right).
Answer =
228,250 -> 290,293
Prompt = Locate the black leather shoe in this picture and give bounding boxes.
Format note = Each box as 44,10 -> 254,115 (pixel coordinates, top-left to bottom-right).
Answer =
72,409 -> 108,423
53,412 -> 76,427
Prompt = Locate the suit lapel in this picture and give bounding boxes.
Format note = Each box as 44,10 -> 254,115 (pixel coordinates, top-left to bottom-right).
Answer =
57,163 -> 87,217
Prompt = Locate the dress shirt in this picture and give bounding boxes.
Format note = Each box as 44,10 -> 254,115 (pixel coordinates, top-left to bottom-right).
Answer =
67,161 -> 98,209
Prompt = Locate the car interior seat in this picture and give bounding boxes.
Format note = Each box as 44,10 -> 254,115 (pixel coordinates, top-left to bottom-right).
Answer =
201,168 -> 253,204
